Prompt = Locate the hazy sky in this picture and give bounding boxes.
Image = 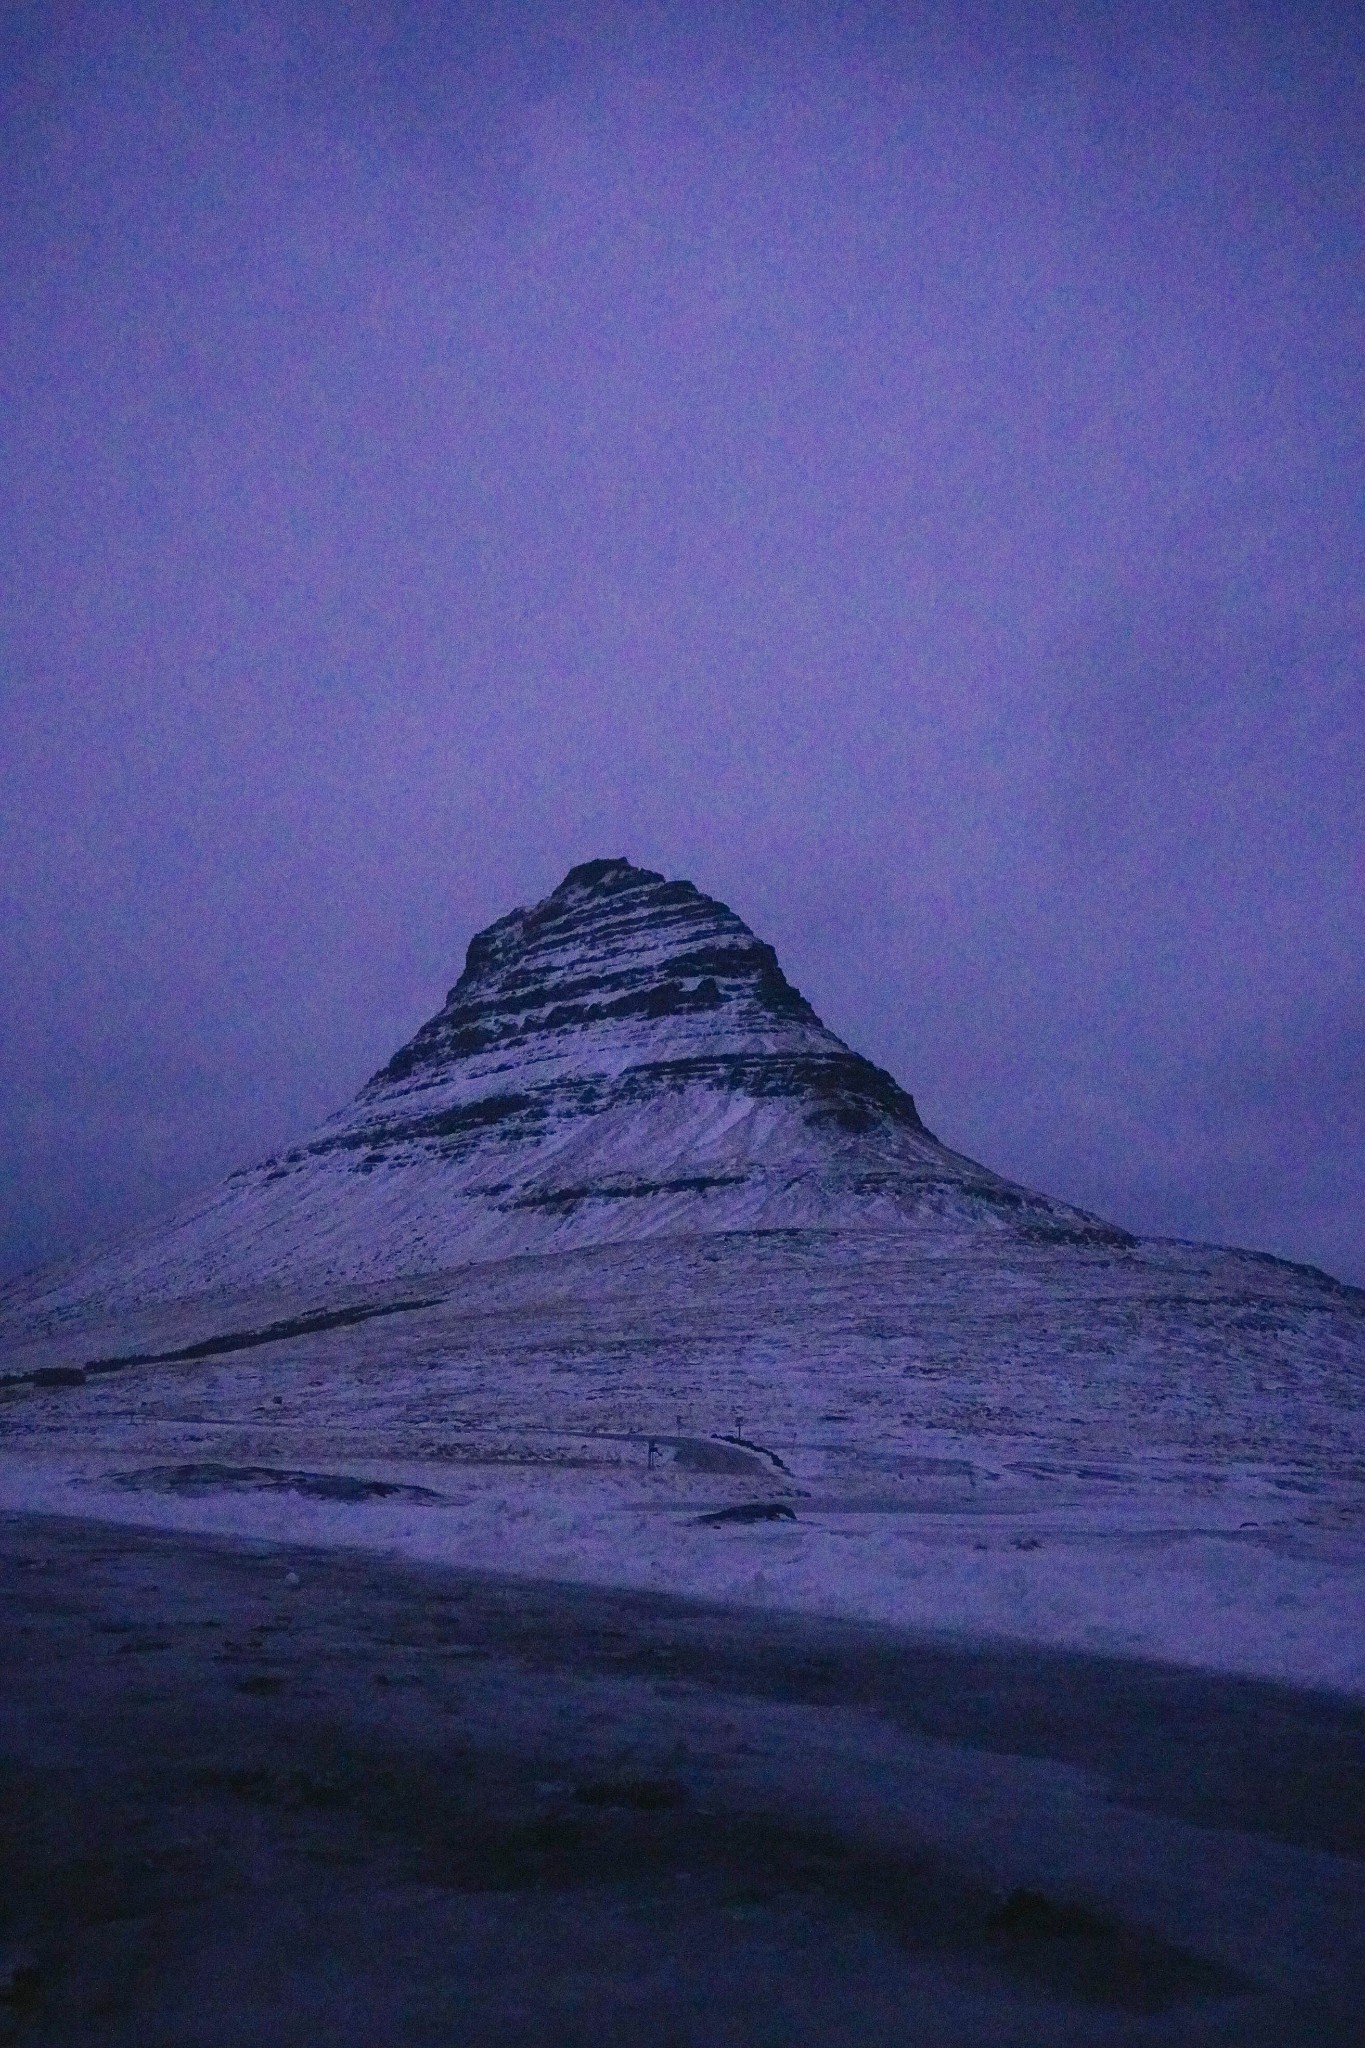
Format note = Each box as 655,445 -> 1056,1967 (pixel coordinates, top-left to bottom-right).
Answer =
2,0 -> 1361,1286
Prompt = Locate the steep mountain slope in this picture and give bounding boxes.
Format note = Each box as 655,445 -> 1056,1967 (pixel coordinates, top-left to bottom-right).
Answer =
3,859 -> 1127,1319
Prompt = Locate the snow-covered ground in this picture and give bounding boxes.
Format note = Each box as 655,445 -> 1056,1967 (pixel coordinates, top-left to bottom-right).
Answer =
3,1228 -> 1361,1694
2,1449 -> 1358,1694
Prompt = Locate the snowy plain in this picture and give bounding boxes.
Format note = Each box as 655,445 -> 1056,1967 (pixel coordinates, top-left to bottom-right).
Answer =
3,1228 -> 1361,1696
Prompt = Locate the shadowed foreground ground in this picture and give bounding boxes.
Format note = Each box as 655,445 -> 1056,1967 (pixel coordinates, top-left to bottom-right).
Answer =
1,1513 -> 1361,2046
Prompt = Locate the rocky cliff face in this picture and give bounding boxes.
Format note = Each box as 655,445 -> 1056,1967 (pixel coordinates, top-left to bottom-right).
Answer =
341,856 -> 926,1153
4,859 -> 1129,1315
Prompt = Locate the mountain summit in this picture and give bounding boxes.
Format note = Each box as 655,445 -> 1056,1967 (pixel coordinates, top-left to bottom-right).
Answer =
14,859 -> 1129,1312
364,856 -> 926,1139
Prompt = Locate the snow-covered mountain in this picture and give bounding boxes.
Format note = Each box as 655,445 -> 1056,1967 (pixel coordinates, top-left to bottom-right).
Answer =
4,858 -> 1130,1319
2,859 -> 1361,1692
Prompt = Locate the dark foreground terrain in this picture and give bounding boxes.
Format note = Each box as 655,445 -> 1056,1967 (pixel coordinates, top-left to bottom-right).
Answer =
1,1514 -> 1361,2046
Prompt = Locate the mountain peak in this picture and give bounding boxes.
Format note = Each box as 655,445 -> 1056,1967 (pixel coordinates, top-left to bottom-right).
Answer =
554,856 -> 665,896
13,861 -> 1136,1309
409,858 -> 863,1116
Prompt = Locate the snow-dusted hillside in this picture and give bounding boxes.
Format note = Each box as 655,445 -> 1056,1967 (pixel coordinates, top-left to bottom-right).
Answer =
0,858 -> 1128,1322
1,1220 -> 1363,1689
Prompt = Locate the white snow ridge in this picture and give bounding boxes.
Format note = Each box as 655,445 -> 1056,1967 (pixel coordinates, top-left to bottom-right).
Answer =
2,857 -> 1363,1692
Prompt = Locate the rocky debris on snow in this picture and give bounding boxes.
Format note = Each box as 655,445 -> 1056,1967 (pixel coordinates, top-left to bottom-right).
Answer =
696,1502 -> 798,1526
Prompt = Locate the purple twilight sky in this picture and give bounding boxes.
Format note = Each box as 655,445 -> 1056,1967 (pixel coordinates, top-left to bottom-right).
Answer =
2,0 -> 1362,1286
